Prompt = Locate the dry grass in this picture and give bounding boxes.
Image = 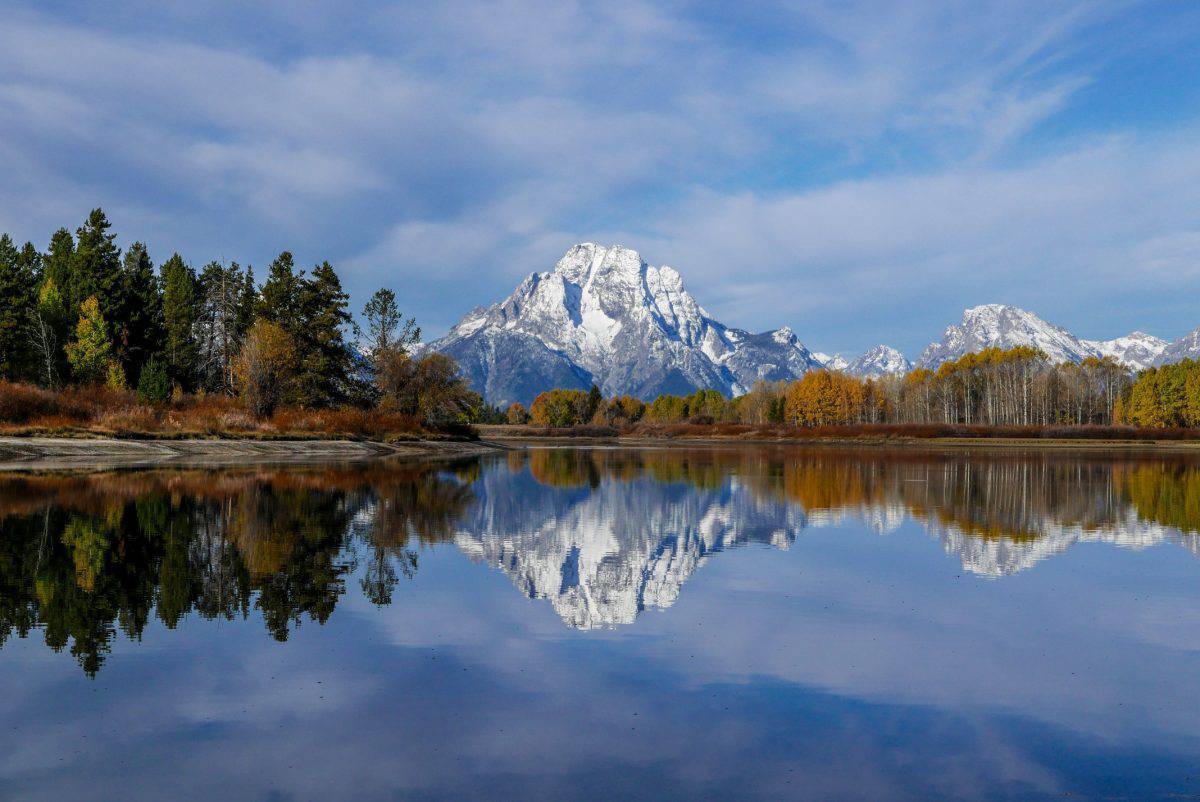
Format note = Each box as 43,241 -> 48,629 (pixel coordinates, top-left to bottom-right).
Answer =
0,381 -> 440,440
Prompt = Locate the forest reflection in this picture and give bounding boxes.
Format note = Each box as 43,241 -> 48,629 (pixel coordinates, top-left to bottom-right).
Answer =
518,447 -> 1200,544
2,447 -> 1200,673
0,461 -> 477,675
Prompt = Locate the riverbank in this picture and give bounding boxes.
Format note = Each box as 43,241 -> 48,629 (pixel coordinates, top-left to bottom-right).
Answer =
0,436 -> 505,472
476,423 -> 1200,449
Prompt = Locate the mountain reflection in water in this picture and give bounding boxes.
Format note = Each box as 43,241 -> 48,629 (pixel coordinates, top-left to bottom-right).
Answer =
1,447 -> 1199,673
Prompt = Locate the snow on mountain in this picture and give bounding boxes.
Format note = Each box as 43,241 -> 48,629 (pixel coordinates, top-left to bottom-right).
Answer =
1083,332 -> 1169,371
429,244 -> 824,406
813,352 -> 850,371
1154,326 -> 1200,366
917,304 -> 1093,368
843,345 -> 912,378
917,304 -> 1173,371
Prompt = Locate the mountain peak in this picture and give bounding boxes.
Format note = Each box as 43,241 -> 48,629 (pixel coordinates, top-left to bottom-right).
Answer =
844,345 -> 912,377
430,244 -> 822,405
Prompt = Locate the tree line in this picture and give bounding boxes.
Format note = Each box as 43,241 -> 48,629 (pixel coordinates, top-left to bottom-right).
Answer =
517,346 -> 1197,429
0,209 -> 481,422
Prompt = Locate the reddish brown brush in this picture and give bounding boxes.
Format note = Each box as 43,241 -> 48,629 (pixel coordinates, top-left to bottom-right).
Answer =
0,381 -> 431,440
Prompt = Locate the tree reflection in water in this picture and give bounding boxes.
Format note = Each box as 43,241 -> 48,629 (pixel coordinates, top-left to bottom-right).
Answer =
0,461 -> 477,675
1,447 -> 1200,674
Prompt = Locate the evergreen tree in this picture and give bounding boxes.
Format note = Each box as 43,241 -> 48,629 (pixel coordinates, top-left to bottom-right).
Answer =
71,209 -> 125,331
0,234 -> 37,381
17,241 -> 42,281
258,251 -> 304,330
43,228 -> 73,291
136,355 -> 171,404
44,228 -> 75,316
234,265 -> 258,343
66,296 -> 117,384
362,288 -> 419,356
119,242 -> 164,383
160,254 -> 200,391
295,261 -> 356,406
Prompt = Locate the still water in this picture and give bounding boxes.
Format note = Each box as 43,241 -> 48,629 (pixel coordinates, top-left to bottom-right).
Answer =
1,446 -> 1198,800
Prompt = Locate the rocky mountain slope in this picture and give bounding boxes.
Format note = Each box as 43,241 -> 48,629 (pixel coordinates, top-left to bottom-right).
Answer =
843,345 -> 912,378
917,304 -> 1170,370
429,244 -> 826,406
1154,326 -> 1200,366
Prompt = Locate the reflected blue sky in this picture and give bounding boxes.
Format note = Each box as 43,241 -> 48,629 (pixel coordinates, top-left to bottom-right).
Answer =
0,449 -> 1198,799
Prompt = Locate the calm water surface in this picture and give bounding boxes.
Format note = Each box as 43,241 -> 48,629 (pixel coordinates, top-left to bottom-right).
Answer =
1,446 -> 1198,800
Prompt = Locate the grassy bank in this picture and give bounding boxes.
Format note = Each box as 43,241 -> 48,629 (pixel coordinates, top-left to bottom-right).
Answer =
0,381 -> 471,442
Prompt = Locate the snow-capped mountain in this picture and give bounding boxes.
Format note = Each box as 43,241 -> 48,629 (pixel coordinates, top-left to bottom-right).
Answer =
918,304 -> 1093,368
429,244 -> 824,406
812,352 -> 849,371
843,345 -> 912,378
1085,332 -> 1169,371
918,304 -> 1171,370
1154,326 -> 1200,366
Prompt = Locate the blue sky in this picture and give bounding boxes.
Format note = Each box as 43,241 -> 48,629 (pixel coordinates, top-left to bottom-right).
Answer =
1,1 -> 1199,358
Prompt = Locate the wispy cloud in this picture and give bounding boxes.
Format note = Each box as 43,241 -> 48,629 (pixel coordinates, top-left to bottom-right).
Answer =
0,0 -> 1195,355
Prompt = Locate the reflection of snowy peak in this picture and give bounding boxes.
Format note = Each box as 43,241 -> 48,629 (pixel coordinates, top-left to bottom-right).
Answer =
931,512 -> 1200,578
428,244 -> 825,406
453,470 -> 801,629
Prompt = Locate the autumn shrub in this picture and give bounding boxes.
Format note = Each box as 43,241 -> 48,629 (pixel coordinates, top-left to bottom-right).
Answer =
0,382 -> 90,423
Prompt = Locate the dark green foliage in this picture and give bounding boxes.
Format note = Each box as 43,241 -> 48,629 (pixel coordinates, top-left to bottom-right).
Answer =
258,251 -> 304,327
136,355 -> 171,404
0,235 -> 37,381
234,264 -> 258,344
294,261 -> 358,407
0,211 -> 449,420
44,229 -> 75,313
71,208 -> 125,330
160,254 -> 200,391
119,242 -> 165,383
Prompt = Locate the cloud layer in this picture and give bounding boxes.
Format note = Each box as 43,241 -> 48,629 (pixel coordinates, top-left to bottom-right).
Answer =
1,1 -> 1197,355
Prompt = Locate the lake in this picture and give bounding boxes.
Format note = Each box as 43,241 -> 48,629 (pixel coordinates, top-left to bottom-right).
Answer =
0,446 -> 1198,800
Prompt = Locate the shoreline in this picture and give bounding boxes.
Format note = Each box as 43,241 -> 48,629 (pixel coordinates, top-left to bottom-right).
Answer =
0,436 -> 506,472
475,425 -> 1200,451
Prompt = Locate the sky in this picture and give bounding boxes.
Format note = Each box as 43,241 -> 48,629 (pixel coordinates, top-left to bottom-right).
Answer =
1,1 -> 1199,358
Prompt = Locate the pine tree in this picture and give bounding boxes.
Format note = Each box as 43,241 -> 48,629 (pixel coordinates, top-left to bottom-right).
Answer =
17,241 -> 42,281
0,234 -> 37,381
66,296 -> 117,384
119,242 -> 164,384
295,261 -> 356,406
71,208 -> 125,332
234,265 -> 258,343
160,254 -> 200,391
44,228 -> 75,316
136,354 -> 171,404
258,251 -> 304,330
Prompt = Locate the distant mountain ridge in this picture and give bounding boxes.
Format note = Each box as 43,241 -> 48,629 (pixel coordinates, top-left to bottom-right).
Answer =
428,244 -> 1197,404
916,304 -> 1176,371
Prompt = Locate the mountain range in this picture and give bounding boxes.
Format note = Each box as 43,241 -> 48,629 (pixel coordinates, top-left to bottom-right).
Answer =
428,243 -> 1200,405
